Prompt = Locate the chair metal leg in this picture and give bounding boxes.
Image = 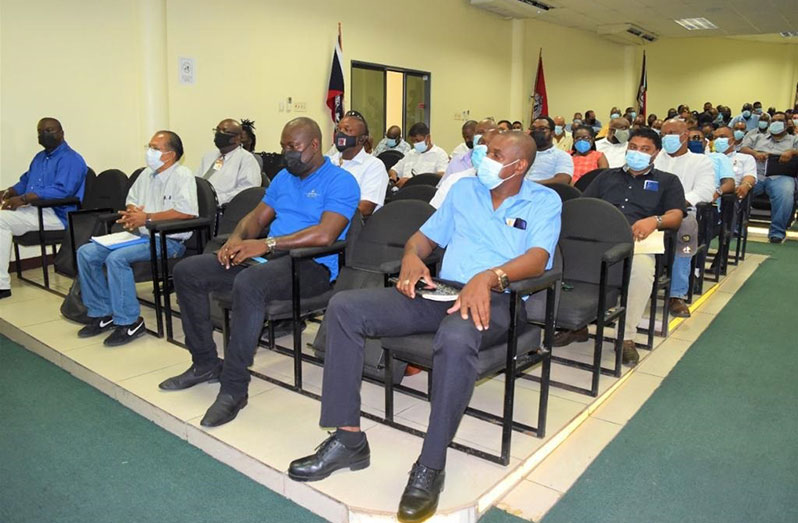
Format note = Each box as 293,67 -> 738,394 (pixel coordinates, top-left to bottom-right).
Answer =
537,352 -> 551,438
149,232 -> 163,337
291,257 -> 302,390
500,293 -> 520,466
13,241 -> 22,280
160,233 -> 174,340
37,207 -> 49,288
222,307 -> 230,359
384,348 -> 394,421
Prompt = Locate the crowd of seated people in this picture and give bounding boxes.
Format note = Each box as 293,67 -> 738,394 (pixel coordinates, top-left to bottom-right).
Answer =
3,96 -> 798,522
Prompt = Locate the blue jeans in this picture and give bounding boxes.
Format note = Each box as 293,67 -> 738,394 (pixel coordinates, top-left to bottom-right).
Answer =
752,175 -> 797,240
670,255 -> 691,299
77,238 -> 185,325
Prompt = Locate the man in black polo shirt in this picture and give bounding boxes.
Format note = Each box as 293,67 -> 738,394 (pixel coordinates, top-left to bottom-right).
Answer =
555,127 -> 685,364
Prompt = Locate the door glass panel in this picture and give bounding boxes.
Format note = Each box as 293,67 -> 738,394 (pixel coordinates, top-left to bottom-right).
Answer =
404,73 -> 430,130
350,67 -> 385,145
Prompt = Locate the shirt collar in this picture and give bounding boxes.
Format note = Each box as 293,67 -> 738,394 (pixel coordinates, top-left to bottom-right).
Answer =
622,164 -> 655,176
44,141 -> 68,158
335,147 -> 368,166
220,145 -> 242,159
150,162 -> 179,180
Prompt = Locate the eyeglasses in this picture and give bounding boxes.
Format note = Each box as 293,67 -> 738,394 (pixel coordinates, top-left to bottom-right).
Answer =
344,110 -> 370,134
212,128 -> 237,135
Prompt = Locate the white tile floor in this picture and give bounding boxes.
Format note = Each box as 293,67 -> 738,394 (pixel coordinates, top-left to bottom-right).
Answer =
1,252 -> 767,522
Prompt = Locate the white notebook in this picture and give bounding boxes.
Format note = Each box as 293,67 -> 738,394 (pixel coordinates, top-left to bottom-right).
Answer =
634,230 -> 665,255
90,231 -> 148,250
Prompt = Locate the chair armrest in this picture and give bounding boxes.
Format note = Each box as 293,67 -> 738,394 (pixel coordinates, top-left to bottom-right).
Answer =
379,260 -> 402,275
68,207 -> 115,218
289,240 -> 346,260
97,212 -> 122,225
508,269 -> 562,297
602,242 -> 633,265
146,216 -> 212,234
29,196 -> 81,208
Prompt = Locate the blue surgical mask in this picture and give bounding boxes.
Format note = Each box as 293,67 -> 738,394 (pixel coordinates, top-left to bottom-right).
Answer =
758,120 -> 769,130
610,112 -> 621,119
146,147 -> 164,171
754,108 -> 763,115
472,134 -> 483,148
574,139 -> 592,154
733,130 -> 745,141
386,138 -> 398,148
413,140 -> 428,154
714,114 -> 724,124
629,111 -> 637,119
713,137 -> 730,154
476,156 -> 519,190
625,150 -> 651,171
471,144 -> 487,169
662,134 -> 683,154
554,125 -> 564,136
742,110 -> 751,119
769,121 -> 786,135
687,140 -> 705,154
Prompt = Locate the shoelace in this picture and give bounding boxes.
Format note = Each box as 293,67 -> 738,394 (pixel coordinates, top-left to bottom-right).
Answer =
408,463 -> 438,491
314,431 -> 339,457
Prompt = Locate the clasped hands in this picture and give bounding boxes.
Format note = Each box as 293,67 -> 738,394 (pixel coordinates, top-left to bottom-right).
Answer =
216,238 -> 268,269
1,190 -> 28,211
116,205 -> 147,232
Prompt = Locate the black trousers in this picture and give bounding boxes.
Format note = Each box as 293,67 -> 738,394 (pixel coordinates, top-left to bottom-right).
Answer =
319,287 -> 521,470
173,253 -> 331,396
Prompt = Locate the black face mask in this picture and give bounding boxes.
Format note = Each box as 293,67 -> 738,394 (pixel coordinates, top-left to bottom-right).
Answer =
465,140 -> 474,149
38,133 -> 59,149
532,130 -> 549,148
214,132 -> 234,150
283,149 -> 313,176
334,131 -> 359,152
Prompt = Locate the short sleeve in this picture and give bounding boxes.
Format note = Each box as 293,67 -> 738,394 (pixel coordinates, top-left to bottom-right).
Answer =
126,171 -> 146,207
741,133 -> 756,149
522,190 -> 561,269
556,150 -> 574,175
323,170 -> 360,220
660,174 -> 686,213
172,170 -> 199,216
392,156 -> 407,177
359,160 -> 389,205
264,171 -> 287,208
435,149 -> 450,173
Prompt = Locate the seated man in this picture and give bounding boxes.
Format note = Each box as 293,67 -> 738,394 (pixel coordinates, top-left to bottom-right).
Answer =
326,110 -> 388,217
77,130 -> 197,346
158,117 -> 359,427
740,112 -> 798,243
688,128 -> 736,201
497,119 -> 512,131
596,107 -> 622,139
196,118 -> 261,205
731,120 -> 748,152
527,116 -> 573,185
389,122 -> 449,188
552,115 -> 573,152
711,126 -> 757,200
372,125 -> 411,156
730,103 -> 759,132
450,120 -> 476,159
288,132 -> 560,523
556,128 -> 684,364
0,117 -> 87,298
430,129 -> 500,209
511,120 -> 524,130
596,117 -> 632,168
654,119 -> 716,318
442,119 -> 497,179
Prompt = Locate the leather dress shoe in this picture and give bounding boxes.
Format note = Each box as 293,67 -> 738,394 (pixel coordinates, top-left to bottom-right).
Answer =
669,298 -> 691,318
621,340 -> 639,366
397,461 -> 445,523
288,432 -> 370,481
200,392 -> 248,427
553,327 -> 589,347
158,361 -> 222,391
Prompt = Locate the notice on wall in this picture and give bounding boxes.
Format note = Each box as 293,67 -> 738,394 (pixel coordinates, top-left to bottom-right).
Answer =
178,57 -> 196,85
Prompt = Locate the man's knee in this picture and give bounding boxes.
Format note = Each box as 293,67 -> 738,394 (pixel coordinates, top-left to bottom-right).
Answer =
174,253 -> 215,288
326,290 -> 364,323
434,317 -> 479,357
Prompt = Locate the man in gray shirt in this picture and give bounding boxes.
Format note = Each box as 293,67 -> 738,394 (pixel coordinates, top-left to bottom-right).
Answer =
740,112 -> 798,243
196,119 -> 261,205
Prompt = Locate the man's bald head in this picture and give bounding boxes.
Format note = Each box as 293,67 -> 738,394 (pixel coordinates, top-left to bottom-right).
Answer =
553,116 -> 566,126
285,117 -> 323,144
609,117 -> 630,130
490,131 -> 536,173
662,118 -> 687,136
478,128 -> 500,146
386,125 -> 402,140
218,118 -> 242,135
475,118 -> 498,135
38,118 -> 62,132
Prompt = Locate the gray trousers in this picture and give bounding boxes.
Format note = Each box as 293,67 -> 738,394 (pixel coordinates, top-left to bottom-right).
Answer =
319,286 -> 522,469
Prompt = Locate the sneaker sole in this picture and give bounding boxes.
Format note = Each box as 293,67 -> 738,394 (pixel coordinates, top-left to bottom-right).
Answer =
287,456 -> 371,482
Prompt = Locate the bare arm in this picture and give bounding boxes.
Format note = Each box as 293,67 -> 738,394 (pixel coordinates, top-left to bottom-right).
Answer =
597,153 -> 610,170
535,173 -> 572,186
357,200 -> 377,217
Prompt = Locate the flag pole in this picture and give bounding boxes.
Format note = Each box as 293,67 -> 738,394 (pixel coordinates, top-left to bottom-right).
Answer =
530,48 -> 542,125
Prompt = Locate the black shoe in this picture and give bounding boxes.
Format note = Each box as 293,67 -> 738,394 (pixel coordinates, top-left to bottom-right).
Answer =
158,361 -> 222,391
621,340 -> 639,366
78,316 -> 114,338
397,462 -> 445,523
0,289 -> 11,299
769,236 -> 785,244
103,317 -> 146,346
268,319 -> 307,340
553,327 -> 589,347
200,392 -> 248,427
288,432 -> 370,482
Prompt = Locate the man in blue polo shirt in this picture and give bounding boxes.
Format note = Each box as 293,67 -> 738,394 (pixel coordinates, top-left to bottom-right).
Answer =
0,117 -> 86,298
288,132 -> 561,523
160,117 -> 359,427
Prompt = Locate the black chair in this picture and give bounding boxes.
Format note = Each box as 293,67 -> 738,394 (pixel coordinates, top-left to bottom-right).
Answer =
573,168 -> 606,192
689,203 -> 716,300
260,152 -> 285,181
128,167 -> 145,189
526,198 -> 633,397
403,173 -> 441,188
730,192 -> 753,266
391,184 -> 437,203
645,230 -> 677,348
380,268 -> 560,465
12,167 -> 95,292
548,183 -> 582,202
377,150 -> 404,171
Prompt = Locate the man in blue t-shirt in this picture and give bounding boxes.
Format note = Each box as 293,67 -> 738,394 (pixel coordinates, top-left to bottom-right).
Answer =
161,117 -> 360,427
289,132 -> 561,523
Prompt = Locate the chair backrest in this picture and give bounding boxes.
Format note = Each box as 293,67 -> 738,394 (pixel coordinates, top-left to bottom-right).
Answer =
180,177 -> 219,255
83,169 -> 129,211
549,182 -> 582,202
260,152 -> 285,180
404,173 -> 441,188
260,172 -> 271,188
377,150 -> 404,170
216,187 -> 265,236
559,197 -> 633,286
83,167 -> 97,196
573,168 -> 605,192
128,167 -> 145,189
392,184 -> 437,203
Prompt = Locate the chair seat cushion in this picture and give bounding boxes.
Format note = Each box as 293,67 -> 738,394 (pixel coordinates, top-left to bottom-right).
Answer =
14,230 -> 65,246
210,289 -> 335,321
527,281 -> 619,331
381,324 -> 542,379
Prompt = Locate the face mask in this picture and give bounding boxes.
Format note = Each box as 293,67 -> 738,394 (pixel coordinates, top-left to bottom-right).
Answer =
472,134 -> 483,148
574,139 -> 592,154
754,108 -> 763,115
532,130 -> 548,148
465,139 -> 474,149
471,144 -> 487,169
476,157 -> 519,190
629,112 -> 637,119
214,131 -> 234,150
625,150 -> 651,171
613,129 -> 630,144
413,140 -> 428,154
554,125 -> 564,136
662,134 -> 683,154
652,128 -> 661,135
146,147 -> 165,171
386,137 -> 398,148
687,140 -> 705,154
742,110 -> 751,119
38,133 -> 60,149
769,121 -> 786,135
733,130 -> 745,141
713,137 -> 730,154
573,119 -> 583,127
334,131 -> 358,152
610,112 -> 621,119
283,149 -> 312,176
714,114 -> 724,124
793,118 -> 798,128
758,120 -> 769,130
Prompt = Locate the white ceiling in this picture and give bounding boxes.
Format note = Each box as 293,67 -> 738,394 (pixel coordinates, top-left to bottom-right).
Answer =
530,0 -> 798,39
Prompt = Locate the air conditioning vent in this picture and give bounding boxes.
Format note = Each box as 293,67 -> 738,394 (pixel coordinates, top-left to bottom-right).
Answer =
470,0 -> 554,20
597,23 -> 658,45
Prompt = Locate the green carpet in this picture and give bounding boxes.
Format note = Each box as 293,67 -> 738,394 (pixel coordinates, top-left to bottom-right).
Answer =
539,239 -> 798,523
0,337 -> 322,523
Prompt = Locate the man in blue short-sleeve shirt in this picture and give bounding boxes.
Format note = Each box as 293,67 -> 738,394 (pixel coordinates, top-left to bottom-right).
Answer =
161,117 -> 359,427
289,132 -> 561,523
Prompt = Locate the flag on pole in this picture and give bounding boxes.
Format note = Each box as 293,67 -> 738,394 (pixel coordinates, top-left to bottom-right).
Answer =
637,51 -> 647,118
531,49 -> 548,122
326,23 -> 345,125
793,81 -> 798,108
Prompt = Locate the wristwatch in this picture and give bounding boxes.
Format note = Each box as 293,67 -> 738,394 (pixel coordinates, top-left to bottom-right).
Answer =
491,268 -> 509,292
263,236 -> 277,253
145,213 -> 152,227
655,215 -> 663,230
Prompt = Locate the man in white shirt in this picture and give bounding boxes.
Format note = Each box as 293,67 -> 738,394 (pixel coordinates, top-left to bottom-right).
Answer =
714,126 -> 757,197
552,115 -> 573,152
450,120 -> 476,159
389,122 -> 449,188
654,119 -> 716,318
196,119 -> 261,205
372,125 -> 411,157
77,130 -> 199,346
527,116 -> 573,185
326,111 -> 388,217
430,129 -> 499,209
597,118 -> 632,168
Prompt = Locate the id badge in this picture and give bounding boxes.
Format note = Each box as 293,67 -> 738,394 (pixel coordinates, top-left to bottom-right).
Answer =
643,180 -> 659,191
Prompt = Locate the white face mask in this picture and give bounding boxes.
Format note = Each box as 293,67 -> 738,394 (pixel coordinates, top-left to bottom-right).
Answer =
476,157 -> 520,190
146,147 -> 165,171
